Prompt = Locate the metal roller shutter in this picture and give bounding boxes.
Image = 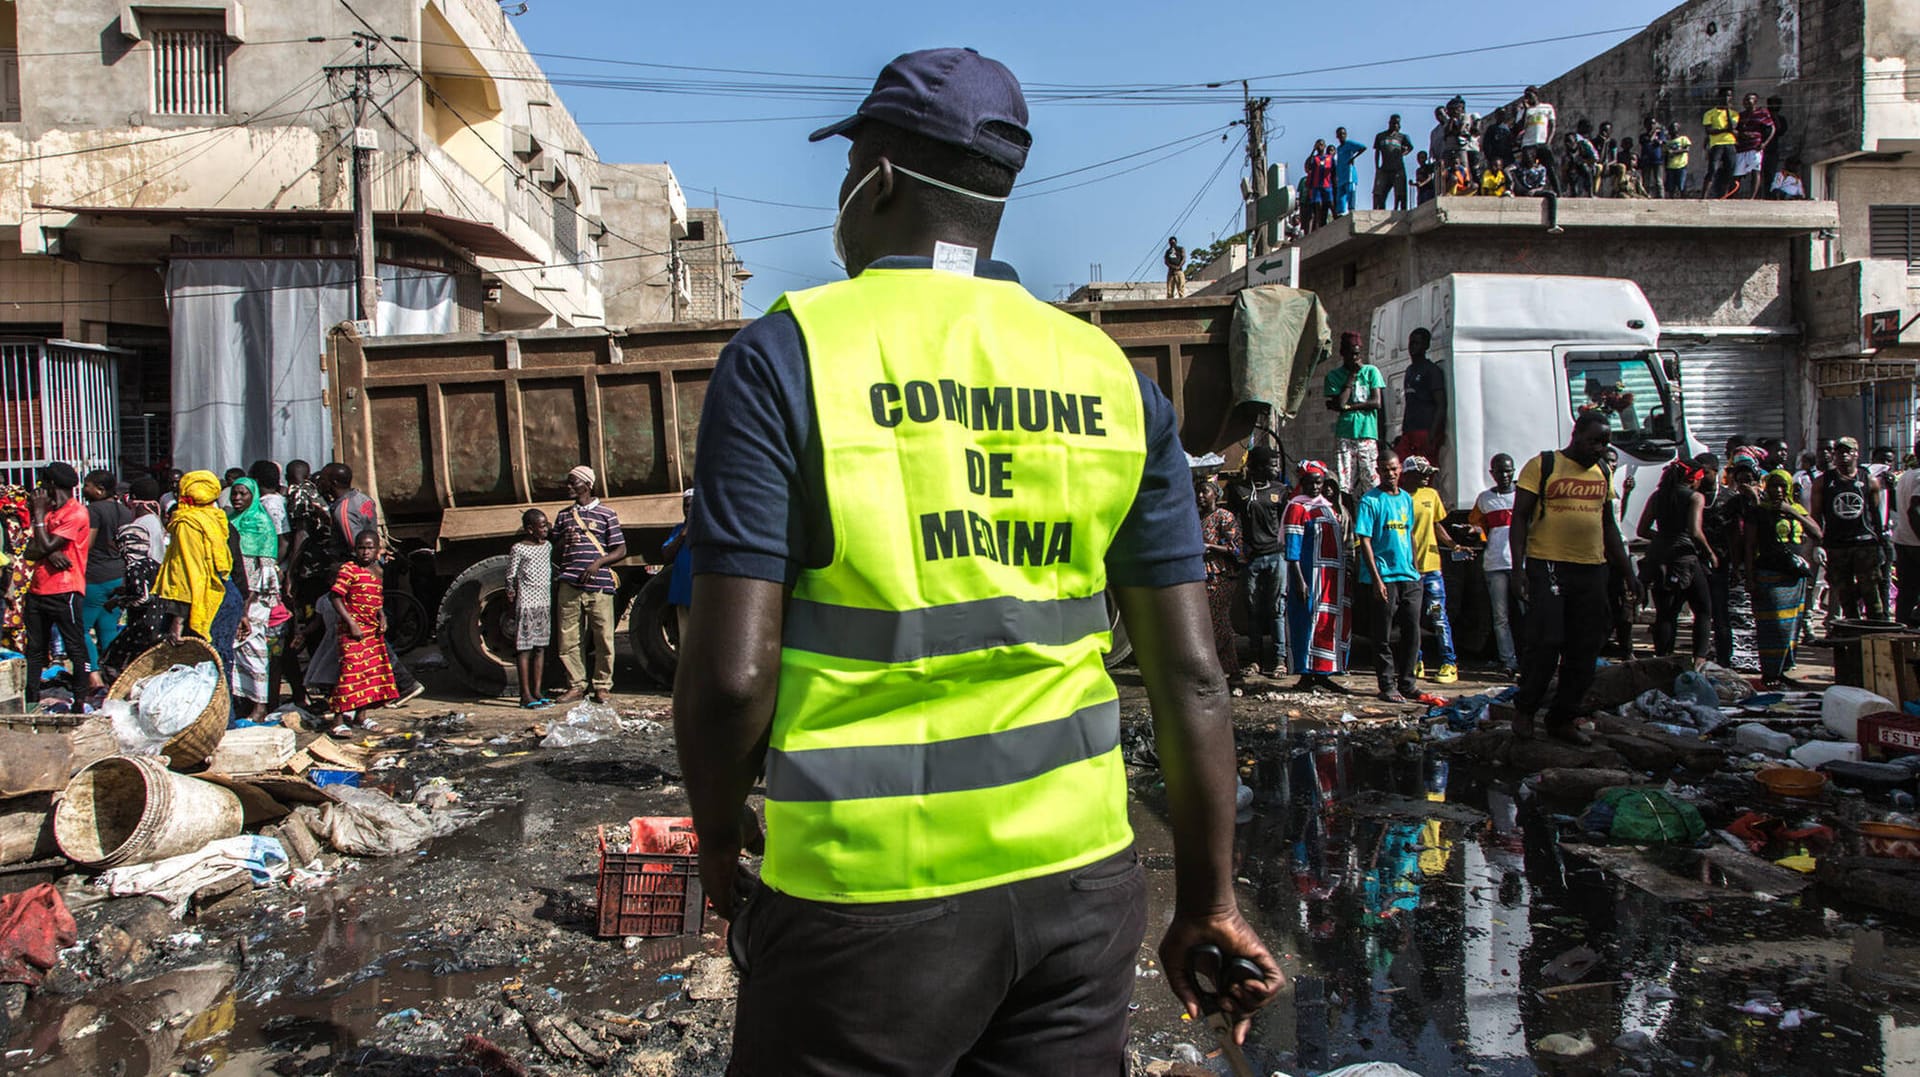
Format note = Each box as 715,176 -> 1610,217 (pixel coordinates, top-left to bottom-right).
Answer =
1666,337 -> 1793,452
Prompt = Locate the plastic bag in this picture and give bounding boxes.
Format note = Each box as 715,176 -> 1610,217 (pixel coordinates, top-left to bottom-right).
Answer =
137,662 -> 218,736
111,663 -> 218,754
1593,786 -> 1706,845
319,786 -> 448,857
540,702 -> 622,748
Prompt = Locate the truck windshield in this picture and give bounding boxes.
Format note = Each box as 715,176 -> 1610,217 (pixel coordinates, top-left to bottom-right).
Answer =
1564,350 -> 1680,449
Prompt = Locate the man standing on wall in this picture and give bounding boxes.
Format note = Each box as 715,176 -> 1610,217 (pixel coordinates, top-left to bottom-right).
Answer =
1702,88 -> 1740,198
551,465 -> 626,705
1332,126 -> 1367,218
675,48 -> 1281,1072
1510,413 -> 1642,745
1164,237 -> 1186,299
1372,115 -> 1414,210
1325,330 -> 1385,500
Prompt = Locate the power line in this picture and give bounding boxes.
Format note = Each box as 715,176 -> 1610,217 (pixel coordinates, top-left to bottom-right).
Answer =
1127,133 -> 1243,283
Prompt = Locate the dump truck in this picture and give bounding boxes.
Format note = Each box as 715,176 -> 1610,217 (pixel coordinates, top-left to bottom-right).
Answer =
326,293 -> 1270,692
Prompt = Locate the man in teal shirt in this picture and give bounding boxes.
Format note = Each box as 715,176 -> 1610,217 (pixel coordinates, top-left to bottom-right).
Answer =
1325,330 -> 1386,499
1354,450 -> 1426,703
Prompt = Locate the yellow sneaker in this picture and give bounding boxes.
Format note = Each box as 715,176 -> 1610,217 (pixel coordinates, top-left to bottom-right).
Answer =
1414,661 -> 1426,680
1436,664 -> 1459,684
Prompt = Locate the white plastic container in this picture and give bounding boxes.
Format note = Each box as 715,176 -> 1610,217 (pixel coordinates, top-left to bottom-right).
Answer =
1822,686 -> 1896,740
1791,740 -> 1862,768
1734,722 -> 1795,755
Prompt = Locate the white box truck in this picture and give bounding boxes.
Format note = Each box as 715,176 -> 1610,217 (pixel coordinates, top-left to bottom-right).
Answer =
1360,273 -> 1703,526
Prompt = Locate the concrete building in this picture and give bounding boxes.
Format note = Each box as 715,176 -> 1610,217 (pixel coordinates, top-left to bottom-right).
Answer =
678,207 -> 745,322
1293,197 -> 1838,451
0,0 -> 625,472
597,162 -> 688,328
1527,0 -> 1920,445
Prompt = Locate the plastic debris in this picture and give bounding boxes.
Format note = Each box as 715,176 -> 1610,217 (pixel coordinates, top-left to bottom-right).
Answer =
540,703 -> 623,748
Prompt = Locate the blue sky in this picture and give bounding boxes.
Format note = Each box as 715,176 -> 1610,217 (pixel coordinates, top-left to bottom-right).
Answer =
508,0 -> 1682,311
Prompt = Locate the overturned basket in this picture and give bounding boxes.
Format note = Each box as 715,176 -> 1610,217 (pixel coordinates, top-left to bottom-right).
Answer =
106,638 -> 229,769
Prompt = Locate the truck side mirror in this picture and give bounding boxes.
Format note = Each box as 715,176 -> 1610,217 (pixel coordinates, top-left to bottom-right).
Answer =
1662,355 -> 1680,383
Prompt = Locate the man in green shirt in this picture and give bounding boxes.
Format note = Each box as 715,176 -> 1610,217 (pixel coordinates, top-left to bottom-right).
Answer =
1325,330 -> 1386,499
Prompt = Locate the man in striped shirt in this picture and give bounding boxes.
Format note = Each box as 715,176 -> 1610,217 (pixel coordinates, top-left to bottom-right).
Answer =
552,465 -> 627,704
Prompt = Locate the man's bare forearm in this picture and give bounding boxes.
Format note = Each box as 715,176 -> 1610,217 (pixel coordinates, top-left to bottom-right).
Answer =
673,575 -> 785,852
1114,583 -> 1238,917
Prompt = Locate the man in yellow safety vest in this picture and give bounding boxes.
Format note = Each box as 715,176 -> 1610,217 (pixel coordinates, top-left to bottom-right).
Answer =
674,46 -> 1281,1074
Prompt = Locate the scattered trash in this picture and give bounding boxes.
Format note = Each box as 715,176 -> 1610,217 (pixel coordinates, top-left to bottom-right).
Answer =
95,834 -> 289,917
541,703 -> 623,748
1539,945 -> 1601,985
0,884 -> 76,987
1533,1031 -> 1596,1058
319,785 -> 463,857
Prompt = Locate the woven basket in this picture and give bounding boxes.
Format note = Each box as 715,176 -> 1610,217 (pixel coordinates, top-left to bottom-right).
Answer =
106,638 -> 230,770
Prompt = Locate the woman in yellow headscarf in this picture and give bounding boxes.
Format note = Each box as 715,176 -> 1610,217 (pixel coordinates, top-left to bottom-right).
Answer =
153,470 -> 251,675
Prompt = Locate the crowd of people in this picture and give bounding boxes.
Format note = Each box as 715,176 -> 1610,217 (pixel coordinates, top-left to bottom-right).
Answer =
1292,86 -> 1806,237
1194,326 -> 1919,744
7,455 -> 639,724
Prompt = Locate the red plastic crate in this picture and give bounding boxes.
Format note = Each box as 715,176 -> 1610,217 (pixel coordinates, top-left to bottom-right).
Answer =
1859,712 -> 1920,761
596,818 -> 706,938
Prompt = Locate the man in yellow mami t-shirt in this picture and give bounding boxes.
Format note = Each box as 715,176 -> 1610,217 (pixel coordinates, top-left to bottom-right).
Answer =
1508,412 -> 1642,745
1702,87 -> 1740,198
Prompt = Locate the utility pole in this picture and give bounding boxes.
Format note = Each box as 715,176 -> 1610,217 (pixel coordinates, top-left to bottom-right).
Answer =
1243,82 -> 1272,257
326,35 -> 403,330
351,35 -> 378,328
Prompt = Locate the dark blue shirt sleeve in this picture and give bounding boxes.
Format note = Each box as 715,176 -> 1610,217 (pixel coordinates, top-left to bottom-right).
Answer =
688,312 -> 817,584
1105,372 -> 1205,588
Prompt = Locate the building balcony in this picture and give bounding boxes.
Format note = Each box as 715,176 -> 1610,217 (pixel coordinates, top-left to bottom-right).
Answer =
1803,257 -> 1920,360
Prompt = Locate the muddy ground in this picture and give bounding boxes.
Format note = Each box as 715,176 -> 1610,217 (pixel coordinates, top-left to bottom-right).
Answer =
6,648 -> 1920,1077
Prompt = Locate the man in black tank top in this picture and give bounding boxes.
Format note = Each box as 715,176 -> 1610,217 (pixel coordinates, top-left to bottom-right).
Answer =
1812,437 -> 1888,624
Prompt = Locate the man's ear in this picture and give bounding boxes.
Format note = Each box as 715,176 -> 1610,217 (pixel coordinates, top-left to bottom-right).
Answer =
872,156 -> 897,208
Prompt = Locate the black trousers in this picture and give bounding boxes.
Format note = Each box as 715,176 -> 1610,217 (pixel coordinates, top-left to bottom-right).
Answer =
1705,144 -> 1737,197
726,849 -> 1146,1076
1896,544 -> 1920,626
25,591 -> 90,703
1514,560 -> 1609,728
1373,168 -> 1408,210
1650,555 -> 1713,660
1372,579 -> 1420,695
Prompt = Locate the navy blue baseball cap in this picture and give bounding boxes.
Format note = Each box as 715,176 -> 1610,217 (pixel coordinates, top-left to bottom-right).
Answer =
809,48 -> 1032,173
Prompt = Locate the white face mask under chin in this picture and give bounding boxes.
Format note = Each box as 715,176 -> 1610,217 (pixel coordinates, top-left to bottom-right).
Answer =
830,163 -> 1011,269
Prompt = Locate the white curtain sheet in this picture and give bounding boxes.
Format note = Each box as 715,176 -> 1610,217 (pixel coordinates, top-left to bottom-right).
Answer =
167,259 -> 455,471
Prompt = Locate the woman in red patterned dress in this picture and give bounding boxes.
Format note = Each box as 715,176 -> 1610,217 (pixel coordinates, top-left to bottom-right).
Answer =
330,530 -> 396,722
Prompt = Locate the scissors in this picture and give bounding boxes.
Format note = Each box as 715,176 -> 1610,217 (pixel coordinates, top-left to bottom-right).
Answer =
1187,943 -> 1263,1077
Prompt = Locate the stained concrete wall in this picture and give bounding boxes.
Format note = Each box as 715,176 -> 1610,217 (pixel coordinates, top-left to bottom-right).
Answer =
0,0 -> 611,329
1530,0 -> 1869,168
681,207 -> 741,322
598,163 -> 678,328
1299,207 -> 1809,341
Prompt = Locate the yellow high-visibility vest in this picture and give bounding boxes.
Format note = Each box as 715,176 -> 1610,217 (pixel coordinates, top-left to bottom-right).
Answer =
762,266 -> 1147,903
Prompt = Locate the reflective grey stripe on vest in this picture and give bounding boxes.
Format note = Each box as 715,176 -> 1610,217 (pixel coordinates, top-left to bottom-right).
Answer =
766,698 -> 1121,802
783,593 -> 1108,663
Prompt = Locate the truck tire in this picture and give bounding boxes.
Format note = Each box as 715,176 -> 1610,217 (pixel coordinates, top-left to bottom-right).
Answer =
436,554 -> 517,693
1104,590 -> 1135,668
627,571 -> 679,688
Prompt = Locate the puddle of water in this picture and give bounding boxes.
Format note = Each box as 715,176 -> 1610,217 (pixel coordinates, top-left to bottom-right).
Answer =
1132,726 -> 1920,1075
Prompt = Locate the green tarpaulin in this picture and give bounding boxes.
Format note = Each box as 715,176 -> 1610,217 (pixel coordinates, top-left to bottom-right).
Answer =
1229,284 -> 1332,422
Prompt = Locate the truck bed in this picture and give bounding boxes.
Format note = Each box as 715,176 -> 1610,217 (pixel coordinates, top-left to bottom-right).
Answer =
327,294 -> 1242,556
